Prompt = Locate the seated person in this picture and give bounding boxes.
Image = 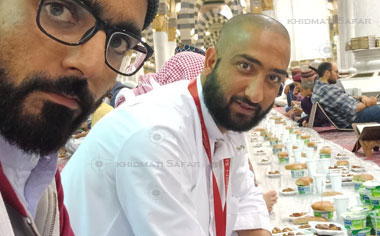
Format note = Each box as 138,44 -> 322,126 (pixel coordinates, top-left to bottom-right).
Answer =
285,72 -> 302,112
275,73 -> 292,107
297,81 -> 330,127
313,62 -> 380,128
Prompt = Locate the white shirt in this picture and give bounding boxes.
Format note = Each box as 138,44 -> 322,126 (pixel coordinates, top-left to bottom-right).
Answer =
275,78 -> 293,107
61,77 -> 271,236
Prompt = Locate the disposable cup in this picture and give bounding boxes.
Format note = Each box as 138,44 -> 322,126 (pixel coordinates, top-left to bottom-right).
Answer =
306,159 -> 318,176
334,195 -> 349,221
319,159 -> 331,175
306,147 -> 315,159
330,171 -> 342,192
313,174 -> 326,195
293,149 -> 301,163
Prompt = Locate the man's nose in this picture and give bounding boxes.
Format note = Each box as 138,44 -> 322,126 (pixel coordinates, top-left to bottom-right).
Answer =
245,76 -> 265,103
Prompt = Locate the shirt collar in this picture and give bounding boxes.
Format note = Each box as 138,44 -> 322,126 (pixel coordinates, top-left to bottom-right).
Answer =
196,76 -> 247,162
0,135 -> 58,216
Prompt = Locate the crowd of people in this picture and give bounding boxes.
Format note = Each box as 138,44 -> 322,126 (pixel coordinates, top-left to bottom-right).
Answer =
276,61 -> 380,129
0,1 -> 379,236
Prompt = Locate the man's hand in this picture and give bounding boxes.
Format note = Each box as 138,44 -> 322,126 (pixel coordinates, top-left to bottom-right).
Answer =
291,101 -> 300,107
362,96 -> 378,107
237,229 -> 271,236
293,106 -> 303,116
263,190 -> 278,212
302,120 -> 308,127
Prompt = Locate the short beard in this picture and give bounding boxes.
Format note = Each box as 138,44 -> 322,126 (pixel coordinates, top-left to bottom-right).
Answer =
328,78 -> 336,84
203,59 -> 273,132
0,67 -> 103,156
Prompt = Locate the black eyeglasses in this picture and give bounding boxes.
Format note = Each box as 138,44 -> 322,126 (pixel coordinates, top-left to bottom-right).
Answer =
36,0 -> 153,76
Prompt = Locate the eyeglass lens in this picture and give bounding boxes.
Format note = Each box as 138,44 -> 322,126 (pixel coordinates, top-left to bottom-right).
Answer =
39,0 -> 149,76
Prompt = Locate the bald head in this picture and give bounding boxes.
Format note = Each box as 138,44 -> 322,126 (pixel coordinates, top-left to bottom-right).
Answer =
216,14 -> 290,55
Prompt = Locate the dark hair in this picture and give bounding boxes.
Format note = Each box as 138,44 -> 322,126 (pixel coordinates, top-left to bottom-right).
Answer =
144,0 -> 159,30
317,62 -> 332,78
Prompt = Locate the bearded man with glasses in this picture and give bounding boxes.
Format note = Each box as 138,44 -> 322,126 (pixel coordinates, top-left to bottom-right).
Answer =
0,0 -> 157,235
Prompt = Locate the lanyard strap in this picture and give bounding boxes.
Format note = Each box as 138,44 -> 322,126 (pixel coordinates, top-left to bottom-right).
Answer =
188,79 -> 230,236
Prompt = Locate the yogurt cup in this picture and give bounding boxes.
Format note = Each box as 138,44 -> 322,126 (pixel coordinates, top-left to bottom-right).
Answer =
363,180 -> 380,198
291,169 -> 305,178
313,210 -> 334,220
370,210 -> 380,231
348,227 -> 371,236
342,212 -> 367,230
297,185 -> 312,195
319,147 -> 332,159
269,137 -> 279,146
354,180 -> 364,191
359,188 -> 371,205
370,196 -> 380,208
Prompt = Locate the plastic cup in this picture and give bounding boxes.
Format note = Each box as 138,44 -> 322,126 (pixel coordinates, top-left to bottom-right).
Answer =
306,147 -> 315,159
297,139 -> 304,151
330,171 -> 342,192
313,174 -> 326,195
293,149 -> 301,163
289,134 -> 296,145
334,195 -> 349,221
306,159 -> 318,176
319,159 -> 331,175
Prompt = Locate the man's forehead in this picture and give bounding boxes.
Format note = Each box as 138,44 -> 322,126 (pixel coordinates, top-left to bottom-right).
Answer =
82,0 -> 147,32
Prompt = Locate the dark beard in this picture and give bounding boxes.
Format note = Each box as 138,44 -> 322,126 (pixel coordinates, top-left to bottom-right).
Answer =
203,59 -> 273,132
0,67 -> 103,156
328,78 -> 336,84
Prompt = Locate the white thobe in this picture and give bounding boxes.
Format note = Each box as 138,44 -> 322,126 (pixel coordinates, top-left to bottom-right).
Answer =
62,77 -> 271,236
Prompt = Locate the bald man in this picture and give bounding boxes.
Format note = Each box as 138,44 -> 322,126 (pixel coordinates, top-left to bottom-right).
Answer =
62,14 -> 290,236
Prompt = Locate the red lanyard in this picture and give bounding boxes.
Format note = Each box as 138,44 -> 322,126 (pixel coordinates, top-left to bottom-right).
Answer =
188,79 -> 230,236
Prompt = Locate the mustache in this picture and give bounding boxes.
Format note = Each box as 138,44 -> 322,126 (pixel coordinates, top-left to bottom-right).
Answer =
230,96 -> 262,109
11,73 -> 95,111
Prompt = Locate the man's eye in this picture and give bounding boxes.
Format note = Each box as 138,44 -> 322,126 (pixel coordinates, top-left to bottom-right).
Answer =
110,37 -> 130,55
268,75 -> 281,83
44,2 -> 75,23
237,62 -> 253,71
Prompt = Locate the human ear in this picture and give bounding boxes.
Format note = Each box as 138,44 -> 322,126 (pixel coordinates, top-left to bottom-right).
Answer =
203,47 -> 218,76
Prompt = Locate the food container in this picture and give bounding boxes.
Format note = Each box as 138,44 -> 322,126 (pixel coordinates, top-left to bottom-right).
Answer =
294,130 -> 302,138
286,126 -> 293,134
342,212 -> 367,230
272,144 -> 283,154
269,137 -> 279,146
300,134 -> 310,144
370,196 -> 380,208
354,179 -> 364,191
363,181 -> 380,198
348,227 -> 371,236
277,152 -> 289,164
291,169 -> 305,178
370,210 -> 380,230
358,188 -> 371,205
307,142 -> 318,151
313,210 -> 334,220
297,185 -> 312,195
319,147 -> 332,159
348,206 -> 373,228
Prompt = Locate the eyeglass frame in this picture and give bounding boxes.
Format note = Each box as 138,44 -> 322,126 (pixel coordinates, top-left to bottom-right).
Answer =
35,0 -> 154,76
